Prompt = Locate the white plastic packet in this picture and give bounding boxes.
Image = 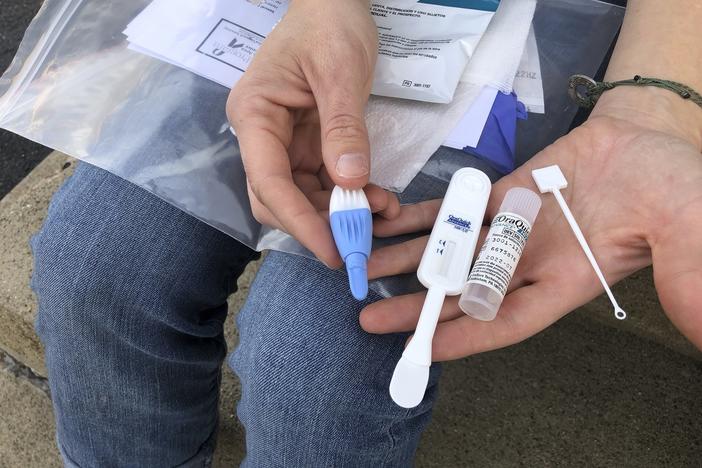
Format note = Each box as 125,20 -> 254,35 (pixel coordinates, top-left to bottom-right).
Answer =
513,25 -> 544,113
120,0 -> 493,105
368,0 -> 536,191
370,0 -> 496,103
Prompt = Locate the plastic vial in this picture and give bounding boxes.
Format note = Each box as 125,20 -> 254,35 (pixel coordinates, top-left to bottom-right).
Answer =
459,187 -> 542,321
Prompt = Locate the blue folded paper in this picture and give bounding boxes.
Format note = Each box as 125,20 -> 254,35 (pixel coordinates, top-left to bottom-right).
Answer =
463,91 -> 527,175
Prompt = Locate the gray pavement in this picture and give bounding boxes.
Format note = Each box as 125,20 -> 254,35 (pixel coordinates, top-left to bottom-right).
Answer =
418,313 -> 702,467
0,0 -> 51,198
0,367 -> 61,468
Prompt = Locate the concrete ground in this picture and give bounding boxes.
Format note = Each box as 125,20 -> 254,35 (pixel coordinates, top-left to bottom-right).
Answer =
0,152 -> 700,467
0,359 -> 60,468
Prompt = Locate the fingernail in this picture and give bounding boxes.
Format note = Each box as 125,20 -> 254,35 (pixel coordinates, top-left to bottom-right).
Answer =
336,153 -> 369,178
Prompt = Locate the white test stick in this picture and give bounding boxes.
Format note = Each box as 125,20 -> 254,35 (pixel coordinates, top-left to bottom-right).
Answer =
390,168 -> 492,408
532,165 -> 627,320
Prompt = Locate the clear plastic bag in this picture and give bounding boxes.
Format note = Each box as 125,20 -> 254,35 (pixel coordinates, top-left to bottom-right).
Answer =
0,0 -> 623,275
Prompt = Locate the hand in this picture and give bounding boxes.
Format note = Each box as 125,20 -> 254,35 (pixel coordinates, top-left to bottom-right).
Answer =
227,0 -> 396,266
361,104 -> 702,360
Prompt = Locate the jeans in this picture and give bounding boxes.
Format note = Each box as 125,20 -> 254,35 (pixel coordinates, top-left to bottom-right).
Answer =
31,149 -> 501,467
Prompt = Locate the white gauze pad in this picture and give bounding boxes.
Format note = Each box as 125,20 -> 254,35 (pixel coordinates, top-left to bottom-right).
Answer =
367,0 -> 536,192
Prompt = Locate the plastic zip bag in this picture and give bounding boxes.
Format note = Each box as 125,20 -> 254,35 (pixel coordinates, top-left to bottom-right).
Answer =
0,0 -> 624,275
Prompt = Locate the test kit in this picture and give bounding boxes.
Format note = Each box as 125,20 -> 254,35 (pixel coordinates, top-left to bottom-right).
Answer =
389,167 -> 491,408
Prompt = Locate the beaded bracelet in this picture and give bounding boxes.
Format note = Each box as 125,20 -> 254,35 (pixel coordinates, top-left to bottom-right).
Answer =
568,74 -> 702,110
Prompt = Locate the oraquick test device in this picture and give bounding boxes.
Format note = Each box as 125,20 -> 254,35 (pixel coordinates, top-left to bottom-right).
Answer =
390,167 -> 491,408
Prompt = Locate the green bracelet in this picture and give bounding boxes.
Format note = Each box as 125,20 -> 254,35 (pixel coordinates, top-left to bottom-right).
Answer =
568,74 -> 702,110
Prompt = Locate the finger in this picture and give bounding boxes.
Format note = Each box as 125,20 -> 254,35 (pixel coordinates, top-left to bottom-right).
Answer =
431,276 -> 593,361
373,199 -> 443,238
306,190 -> 331,212
238,123 -> 341,266
292,172 -> 323,194
364,233 -> 605,355
288,119 -> 323,173
360,294 -> 464,334
364,184 -> 401,219
367,236 -> 429,280
228,72 -> 340,265
318,166 -> 336,191
246,183 -> 285,231
313,69 -> 371,189
367,225 -> 490,279
308,183 -> 400,217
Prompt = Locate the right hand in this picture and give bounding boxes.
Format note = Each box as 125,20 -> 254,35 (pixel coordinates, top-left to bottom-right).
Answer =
362,108 -> 702,360
227,0 -> 398,266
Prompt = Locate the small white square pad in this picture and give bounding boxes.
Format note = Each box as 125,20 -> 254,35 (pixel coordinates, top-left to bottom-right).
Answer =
532,165 -> 568,193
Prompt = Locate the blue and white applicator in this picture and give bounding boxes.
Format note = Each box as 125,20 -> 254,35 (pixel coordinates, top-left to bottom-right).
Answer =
329,187 -> 373,300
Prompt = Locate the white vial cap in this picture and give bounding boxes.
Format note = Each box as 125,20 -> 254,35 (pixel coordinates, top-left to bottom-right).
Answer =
499,187 -> 542,225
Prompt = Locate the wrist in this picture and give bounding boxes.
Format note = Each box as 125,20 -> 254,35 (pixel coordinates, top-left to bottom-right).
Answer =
590,85 -> 702,151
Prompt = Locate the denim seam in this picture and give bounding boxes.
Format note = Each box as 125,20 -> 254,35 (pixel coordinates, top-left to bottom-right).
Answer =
56,436 -> 82,468
382,408 -> 413,467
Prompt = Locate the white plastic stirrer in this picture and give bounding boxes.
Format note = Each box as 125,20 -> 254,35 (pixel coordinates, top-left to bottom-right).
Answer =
531,165 -> 627,320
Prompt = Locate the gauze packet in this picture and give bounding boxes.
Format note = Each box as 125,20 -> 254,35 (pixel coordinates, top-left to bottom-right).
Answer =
370,0 -> 497,103
367,0 -> 536,191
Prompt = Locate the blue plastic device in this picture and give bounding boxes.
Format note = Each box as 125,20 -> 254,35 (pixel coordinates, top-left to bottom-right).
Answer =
329,187 -> 373,300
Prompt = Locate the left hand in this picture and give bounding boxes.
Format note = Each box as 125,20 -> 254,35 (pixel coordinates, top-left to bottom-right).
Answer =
227,0 -> 389,267
360,110 -> 702,360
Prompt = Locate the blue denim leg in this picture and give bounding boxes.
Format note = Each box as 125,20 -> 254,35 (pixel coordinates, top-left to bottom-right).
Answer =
230,252 -> 442,467
31,163 -> 257,467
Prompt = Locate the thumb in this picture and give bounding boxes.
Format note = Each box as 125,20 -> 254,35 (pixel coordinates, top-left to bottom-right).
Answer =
314,80 -> 371,189
651,223 -> 702,351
